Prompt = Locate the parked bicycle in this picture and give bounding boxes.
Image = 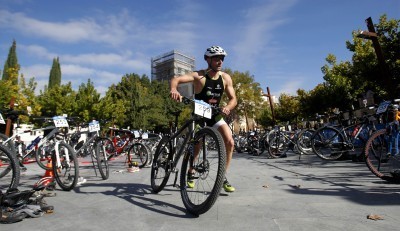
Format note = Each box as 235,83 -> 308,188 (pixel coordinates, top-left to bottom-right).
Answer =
1,114 -> 79,191
267,124 -> 302,158
105,127 -> 150,168
310,110 -> 376,160
66,119 -> 110,180
150,97 -> 226,215
364,99 -> 400,183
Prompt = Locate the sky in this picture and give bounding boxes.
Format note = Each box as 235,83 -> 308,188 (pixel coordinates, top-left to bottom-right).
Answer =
0,0 -> 399,97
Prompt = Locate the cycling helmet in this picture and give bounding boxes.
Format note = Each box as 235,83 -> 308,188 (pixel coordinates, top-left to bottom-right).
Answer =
204,46 -> 227,59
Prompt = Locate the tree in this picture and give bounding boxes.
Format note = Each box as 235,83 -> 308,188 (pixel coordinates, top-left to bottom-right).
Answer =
274,93 -> 300,125
2,40 -> 19,85
346,14 -> 400,99
48,57 -> 61,89
74,79 -> 101,122
0,67 -> 19,108
17,74 -> 41,122
298,14 -> 399,118
38,83 -> 76,117
224,68 -> 263,130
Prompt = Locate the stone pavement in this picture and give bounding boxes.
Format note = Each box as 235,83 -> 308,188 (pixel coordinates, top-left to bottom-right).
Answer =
3,151 -> 400,231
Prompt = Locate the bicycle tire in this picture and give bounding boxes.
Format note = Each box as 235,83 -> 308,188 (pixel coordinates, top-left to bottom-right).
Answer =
35,144 -> 53,170
0,133 -> 16,155
180,127 -> 226,216
311,126 -> 346,160
296,129 -> 315,155
364,129 -> 400,183
268,131 -> 287,158
0,144 -> 20,191
52,141 -> 79,191
128,143 -> 149,168
103,138 -> 116,160
150,136 -> 173,193
95,139 -> 110,180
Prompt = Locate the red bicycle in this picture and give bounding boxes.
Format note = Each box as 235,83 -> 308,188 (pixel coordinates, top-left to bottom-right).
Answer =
105,128 -> 150,168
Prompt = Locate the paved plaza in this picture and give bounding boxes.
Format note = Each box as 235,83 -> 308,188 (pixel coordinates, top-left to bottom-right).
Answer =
4,151 -> 400,231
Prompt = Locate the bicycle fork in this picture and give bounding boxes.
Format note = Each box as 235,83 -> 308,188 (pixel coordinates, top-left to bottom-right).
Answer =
54,141 -> 71,169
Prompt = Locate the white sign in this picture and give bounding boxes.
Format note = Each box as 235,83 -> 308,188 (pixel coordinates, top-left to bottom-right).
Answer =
53,116 -> 69,128
0,113 -> 5,124
89,120 -> 100,132
194,100 -> 212,119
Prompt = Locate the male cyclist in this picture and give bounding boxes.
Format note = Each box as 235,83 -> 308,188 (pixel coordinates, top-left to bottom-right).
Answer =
170,46 -> 237,192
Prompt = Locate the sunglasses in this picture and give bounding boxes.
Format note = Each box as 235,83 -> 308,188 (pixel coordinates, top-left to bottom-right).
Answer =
212,56 -> 225,62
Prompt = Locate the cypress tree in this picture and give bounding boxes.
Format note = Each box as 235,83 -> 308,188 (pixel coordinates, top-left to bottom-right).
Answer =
2,39 -> 19,85
48,57 -> 61,89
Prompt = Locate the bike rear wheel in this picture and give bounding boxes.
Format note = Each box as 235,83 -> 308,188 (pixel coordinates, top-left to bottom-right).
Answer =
128,143 -> 149,168
151,136 -> 173,193
364,129 -> 400,183
180,127 -> 226,216
297,129 -> 315,155
52,141 -> 79,191
311,127 -> 345,160
35,144 -> 53,170
95,139 -> 109,180
268,131 -> 288,158
0,144 -> 20,191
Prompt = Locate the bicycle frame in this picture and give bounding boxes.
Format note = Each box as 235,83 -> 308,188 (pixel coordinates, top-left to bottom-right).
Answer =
1,125 -> 67,167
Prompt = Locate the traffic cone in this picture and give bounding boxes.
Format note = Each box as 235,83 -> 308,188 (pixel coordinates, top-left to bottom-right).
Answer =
43,161 -> 54,177
34,161 -> 55,189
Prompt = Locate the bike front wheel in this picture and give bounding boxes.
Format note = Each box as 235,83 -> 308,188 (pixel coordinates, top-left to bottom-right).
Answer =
311,127 -> 346,160
0,144 -> 20,192
180,127 -> 226,216
52,141 -> 79,191
95,139 -> 110,180
150,136 -> 173,193
364,129 -> 400,183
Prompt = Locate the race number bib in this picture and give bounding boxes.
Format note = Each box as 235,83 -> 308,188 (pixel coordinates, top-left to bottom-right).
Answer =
0,113 -> 5,124
376,101 -> 391,114
194,100 -> 212,119
89,120 -> 100,132
133,130 -> 140,138
53,116 -> 69,128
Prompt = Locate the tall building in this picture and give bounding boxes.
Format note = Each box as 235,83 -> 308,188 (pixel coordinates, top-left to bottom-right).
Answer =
151,50 -> 195,82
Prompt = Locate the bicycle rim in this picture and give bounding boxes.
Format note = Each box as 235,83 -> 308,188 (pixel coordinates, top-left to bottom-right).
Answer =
52,141 -> 79,191
150,137 -> 172,193
180,127 -> 226,215
0,144 -> 20,192
365,129 -> 400,183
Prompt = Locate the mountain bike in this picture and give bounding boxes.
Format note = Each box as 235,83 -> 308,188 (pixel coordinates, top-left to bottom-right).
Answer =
2,115 -> 79,191
150,97 -> 226,215
67,120 -> 110,180
364,99 -> 400,183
